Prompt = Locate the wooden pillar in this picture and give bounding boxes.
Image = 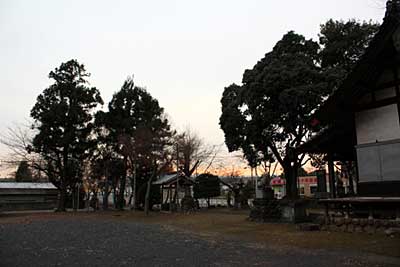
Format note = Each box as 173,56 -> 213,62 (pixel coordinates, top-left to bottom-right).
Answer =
391,67 -> 400,124
353,139 -> 360,196
169,186 -> 172,212
176,176 -> 180,208
324,203 -> 330,225
328,154 -> 336,198
161,185 -> 164,207
348,166 -> 355,195
316,169 -> 327,193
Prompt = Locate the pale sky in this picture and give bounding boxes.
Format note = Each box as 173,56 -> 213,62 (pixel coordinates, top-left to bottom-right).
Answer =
0,0 -> 387,175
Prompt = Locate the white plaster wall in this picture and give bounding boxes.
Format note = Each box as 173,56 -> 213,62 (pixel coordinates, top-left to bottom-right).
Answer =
357,141 -> 400,183
355,104 -> 400,144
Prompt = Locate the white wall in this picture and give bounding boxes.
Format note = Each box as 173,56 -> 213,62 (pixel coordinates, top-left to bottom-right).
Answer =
357,141 -> 400,182
355,104 -> 400,144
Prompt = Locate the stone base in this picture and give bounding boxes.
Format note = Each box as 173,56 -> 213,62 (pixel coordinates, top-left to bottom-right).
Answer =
318,216 -> 400,235
314,192 -> 330,199
279,199 -> 309,223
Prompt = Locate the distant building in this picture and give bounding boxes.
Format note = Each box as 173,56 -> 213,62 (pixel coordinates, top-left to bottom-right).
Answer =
270,176 -> 328,199
0,182 -> 58,211
298,177 -> 318,197
270,177 -> 285,199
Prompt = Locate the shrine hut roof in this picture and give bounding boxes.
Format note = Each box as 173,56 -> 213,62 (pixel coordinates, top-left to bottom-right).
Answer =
153,172 -> 194,186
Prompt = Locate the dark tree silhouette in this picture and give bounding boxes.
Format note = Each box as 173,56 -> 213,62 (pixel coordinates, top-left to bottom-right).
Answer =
30,59 -> 103,211
193,173 -> 221,208
90,148 -> 125,210
220,32 -> 327,199
220,20 -> 379,199
15,161 -> 33,182
95,76 -> 173,211
320,19 -> 380,73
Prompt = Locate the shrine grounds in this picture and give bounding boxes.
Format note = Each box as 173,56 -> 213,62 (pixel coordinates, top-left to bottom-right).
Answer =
1,209 -> 399,267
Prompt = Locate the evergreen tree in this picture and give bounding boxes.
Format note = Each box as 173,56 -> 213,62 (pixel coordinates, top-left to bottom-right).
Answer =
95,76 -> 173,210
193,173 -> 221,207
31,59 -> 103,211
219,20 -> 379,199
15,161 -> 33,182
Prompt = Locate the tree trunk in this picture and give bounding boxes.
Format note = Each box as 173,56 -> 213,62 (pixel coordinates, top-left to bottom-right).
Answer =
144,174 -> 155,216
283,161 -> 299,200
57,148 -> 68,212
116,157 -> 128,210
132,165 -> 137,210
117,175 -> 126,210
233,190 -> 239,210
103,180 -> 109,210
57,183 -> 67,212
227,192 -> 232,208
72,186 -> 77,211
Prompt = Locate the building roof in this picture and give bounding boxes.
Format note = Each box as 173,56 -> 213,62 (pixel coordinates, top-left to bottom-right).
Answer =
0,182 -> 57,190
297,125 -> 356,160
153,173 -> 194,186
218,176 -> 252,184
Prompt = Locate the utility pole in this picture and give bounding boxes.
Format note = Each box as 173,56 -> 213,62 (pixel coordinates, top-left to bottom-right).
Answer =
176,143 -> 180,210
132,161 -> 137,211
77,182 -> 80,211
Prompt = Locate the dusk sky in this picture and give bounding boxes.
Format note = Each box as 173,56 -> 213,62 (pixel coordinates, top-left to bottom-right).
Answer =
0,0 -> 387,175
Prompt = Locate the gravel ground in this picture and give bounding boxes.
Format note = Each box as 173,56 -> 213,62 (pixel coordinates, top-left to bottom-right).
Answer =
0,216 -> 399,267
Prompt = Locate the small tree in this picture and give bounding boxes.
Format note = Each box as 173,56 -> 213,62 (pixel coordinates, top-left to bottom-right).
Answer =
174,128 -> 219,177
90,149 -> 125,210
15,161 -> 33,182
240,180 -> 255,208
219,177 -> 244,209
193,173 -> 221,208
0,125 -> 48,182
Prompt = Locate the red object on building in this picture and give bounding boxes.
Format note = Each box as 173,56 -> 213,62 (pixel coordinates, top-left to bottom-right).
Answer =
310,118 -> 320,127
270,177 -> 285,186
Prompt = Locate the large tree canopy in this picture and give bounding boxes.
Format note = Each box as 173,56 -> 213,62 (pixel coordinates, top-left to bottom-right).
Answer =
96,77 -> 171,150
221,31 -> 328,198
95,76 -> 173,210
30,59 -> 103,211
220,19 -> 379,199
320,19 -> 380,72
319,19 -> 380,89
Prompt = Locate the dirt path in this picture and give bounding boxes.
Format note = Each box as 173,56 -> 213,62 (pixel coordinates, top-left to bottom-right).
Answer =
1,210 -> 399,267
